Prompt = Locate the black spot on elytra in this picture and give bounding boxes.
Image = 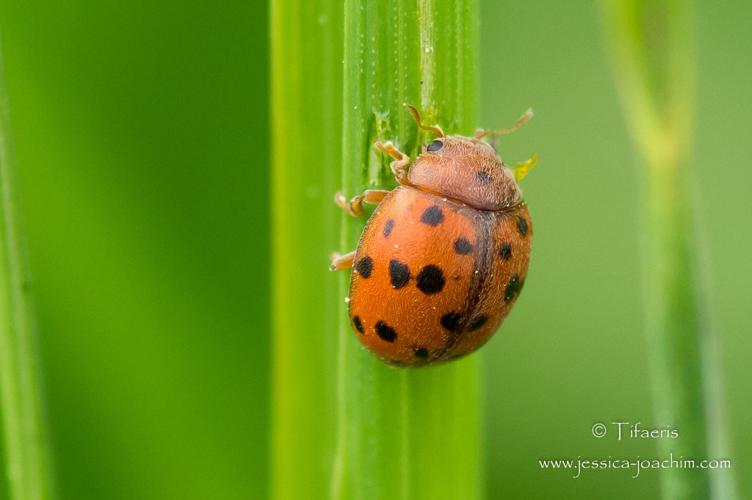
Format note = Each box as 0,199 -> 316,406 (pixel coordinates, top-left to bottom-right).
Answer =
499,242 -> 512,260
355,256 -> 373,278
440,312 -> 462,332
421,205 -> 444,226
416,265 -> 445,295
375,321 -> 397,342
468,314 -> 489,331
352,315 -> 364,334
413,347 -> 429,359
476,170 -> 492,184
517,216 -> 529,237
389,259 -> 410,289
427,139 -> 444,152
454,237 -> 474,255
383,219 -> 395,237
504,273 -> 522,302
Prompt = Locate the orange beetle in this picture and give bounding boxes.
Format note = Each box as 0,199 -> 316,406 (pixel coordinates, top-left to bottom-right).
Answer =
331,106 -> 537,367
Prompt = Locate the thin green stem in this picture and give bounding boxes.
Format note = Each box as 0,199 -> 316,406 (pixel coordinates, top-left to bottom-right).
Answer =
602,1 -> 735,499
332,1 -> 481,499
270,1 -> 481,498
0,38 -> 56,500
269,1 -> 343,499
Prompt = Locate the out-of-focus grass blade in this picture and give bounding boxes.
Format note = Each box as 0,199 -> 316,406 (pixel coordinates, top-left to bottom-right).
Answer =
601,1 -> 736,499
0,37 -> 56,500
269,1 -> 343,499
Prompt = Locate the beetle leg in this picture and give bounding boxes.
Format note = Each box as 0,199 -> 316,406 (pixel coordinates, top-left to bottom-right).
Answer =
329,251 -> 356,271
334,189 -> 390,217
374,140 -> 411,185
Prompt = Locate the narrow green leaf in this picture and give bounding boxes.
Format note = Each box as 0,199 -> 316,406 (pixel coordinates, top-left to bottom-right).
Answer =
271,0 -> 481,498
269,1 -> 343,499
0,36 -> 57,500
601,2 -> 736,499
331,1 -> 482,499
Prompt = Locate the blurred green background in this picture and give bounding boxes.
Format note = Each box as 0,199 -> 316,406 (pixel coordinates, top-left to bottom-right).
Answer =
0,0 -> 749,499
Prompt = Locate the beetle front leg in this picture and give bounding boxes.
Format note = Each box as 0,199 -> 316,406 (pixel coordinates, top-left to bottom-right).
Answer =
374,140 -> 410,185
334,189 -> 390,217
329,250 -> 356,271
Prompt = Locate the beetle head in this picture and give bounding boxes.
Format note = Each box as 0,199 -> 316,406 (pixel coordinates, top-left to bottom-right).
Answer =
407,135 -> 522,211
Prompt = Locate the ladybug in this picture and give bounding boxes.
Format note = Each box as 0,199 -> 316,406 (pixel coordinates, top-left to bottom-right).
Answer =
331,105 -> 537,367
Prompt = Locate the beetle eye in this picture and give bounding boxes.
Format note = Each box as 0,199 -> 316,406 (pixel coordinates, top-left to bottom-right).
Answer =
426,140 -> 443,153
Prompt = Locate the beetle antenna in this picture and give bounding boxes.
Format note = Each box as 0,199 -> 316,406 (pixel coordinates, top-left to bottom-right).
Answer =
475,108 -> 534,140
405,104 -> 445,137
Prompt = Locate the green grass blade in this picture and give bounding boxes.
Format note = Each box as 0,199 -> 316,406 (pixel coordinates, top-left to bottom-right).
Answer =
601,1 -> 736,499
0,37 -> 56,500
331,1 -> 482,499
269,1 -> 343,499
271,0 -> 481,497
